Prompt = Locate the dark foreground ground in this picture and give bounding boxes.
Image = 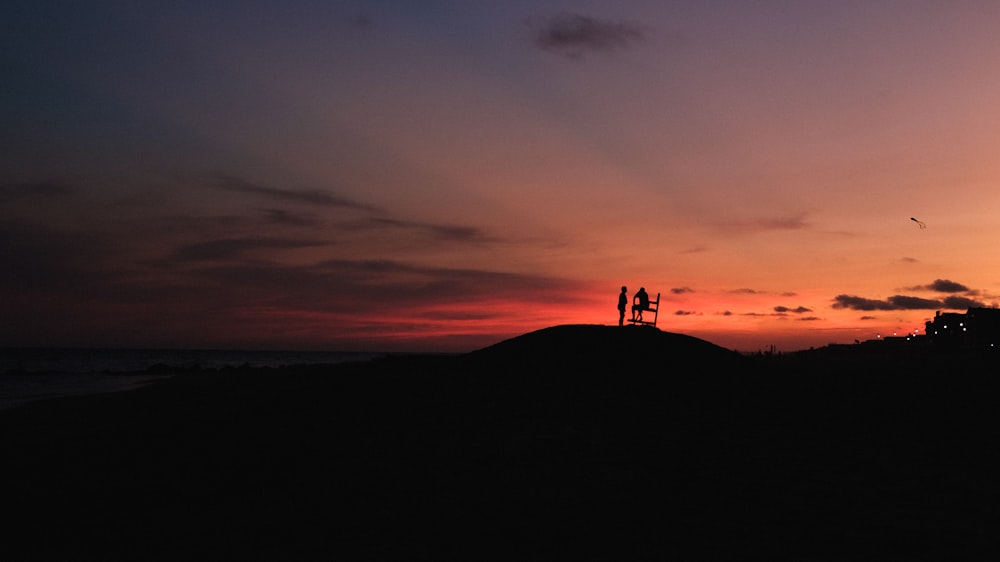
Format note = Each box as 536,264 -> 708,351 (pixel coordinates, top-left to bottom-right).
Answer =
3,325 -> 999,560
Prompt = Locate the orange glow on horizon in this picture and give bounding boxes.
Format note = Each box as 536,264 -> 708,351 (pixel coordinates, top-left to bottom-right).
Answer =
5,4 -> 1000,353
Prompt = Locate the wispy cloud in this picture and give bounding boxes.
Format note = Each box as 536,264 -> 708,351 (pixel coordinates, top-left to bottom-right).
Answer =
714,214 -> 810,234
172,237 -> 326,262
680,246 -> 709,254
214,176 -> 497,243
313,259 -> 576,303
362,217 -> 496,243
349,9 -> 374,29
528,12 -> 645,59
214,175 -> 375,210
259,209 -> 322,227
758,215 -> 809,230
172,258 -> 590,323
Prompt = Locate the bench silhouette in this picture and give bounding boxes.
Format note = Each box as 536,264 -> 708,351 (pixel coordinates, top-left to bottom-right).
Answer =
628,292 -> 660,327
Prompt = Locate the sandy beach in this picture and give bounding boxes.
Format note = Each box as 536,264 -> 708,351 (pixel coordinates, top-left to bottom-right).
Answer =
3,325 -> 998,560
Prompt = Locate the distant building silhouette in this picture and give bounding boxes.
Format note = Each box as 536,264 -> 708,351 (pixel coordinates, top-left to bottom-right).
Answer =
925,307 -> 1000,349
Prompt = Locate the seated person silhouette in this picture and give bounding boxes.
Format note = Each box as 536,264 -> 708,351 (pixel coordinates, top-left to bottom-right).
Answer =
632,287 -> 650,321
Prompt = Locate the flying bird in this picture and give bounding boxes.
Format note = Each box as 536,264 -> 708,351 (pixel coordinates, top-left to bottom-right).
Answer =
910,217 -> 926,229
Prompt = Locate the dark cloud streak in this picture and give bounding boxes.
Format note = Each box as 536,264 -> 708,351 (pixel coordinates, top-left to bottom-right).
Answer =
214,176 -> 375,210
714,214 -> 810,234
171,237 -> 327,262
774,306 -> 812,314
942,295 -> 986,309
314,259 -> 577,302
260,209 -> 322,227
832,293 -> 986,311
529,12 -> 645,58
364,217 -> 494,243
833,278 -> 988,312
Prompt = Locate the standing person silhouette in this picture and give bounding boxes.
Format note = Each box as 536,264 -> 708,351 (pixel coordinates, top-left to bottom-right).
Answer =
632,287 -> 649,322
618,286 -> 628,326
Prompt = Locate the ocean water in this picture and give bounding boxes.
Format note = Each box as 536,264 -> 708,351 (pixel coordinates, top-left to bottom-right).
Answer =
0,348 -> 386,411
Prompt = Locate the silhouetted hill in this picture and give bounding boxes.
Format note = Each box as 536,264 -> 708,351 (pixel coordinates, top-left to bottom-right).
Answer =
4,325 -> 999,560
467,324 -> 748,372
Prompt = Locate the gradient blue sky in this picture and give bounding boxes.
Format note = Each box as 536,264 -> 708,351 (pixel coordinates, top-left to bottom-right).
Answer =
4,1 -> 1000,352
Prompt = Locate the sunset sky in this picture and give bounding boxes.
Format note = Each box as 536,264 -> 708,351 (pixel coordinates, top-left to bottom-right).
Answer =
4,1 -> 1000,353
